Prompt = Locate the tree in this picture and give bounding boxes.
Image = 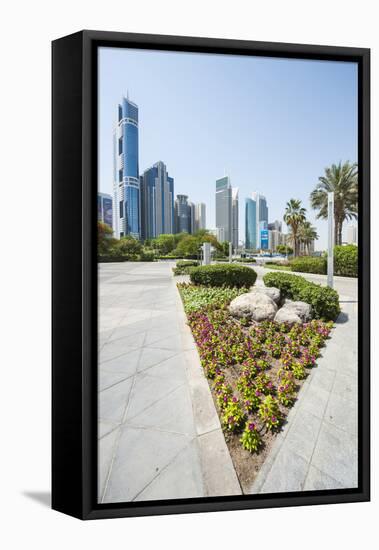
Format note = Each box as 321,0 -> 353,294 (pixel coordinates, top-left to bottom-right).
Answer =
151,234 -> 177,255
297,221 -> 319,256
98,221 -> 116,254
114,235 -> 142,256
283,199 -> 307,257
310,161 -> 358,246
174,235 -> 201,257
276,244 -> 293,256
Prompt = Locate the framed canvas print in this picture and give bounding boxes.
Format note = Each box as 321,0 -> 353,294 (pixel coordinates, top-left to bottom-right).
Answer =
52,30 -> 370,520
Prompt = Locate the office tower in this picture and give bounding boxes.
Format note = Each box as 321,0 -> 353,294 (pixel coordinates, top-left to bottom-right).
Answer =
140,161 -> 175,240
113,95 -> 140,239
232,187 -> 239,250
97,192 -> 113,229
245,197 -> 257,250
268,229 -> 282,252
175,194 -> 191,233
268,220 -> 282,232
345,225 -> 358,245
251,192 -> 268,249
189,202 -> 196,234
215,176 -> 232,242
194,203 -> 206,232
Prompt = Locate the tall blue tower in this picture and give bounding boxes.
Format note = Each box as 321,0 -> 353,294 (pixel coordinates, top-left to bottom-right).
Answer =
113,95 -> 140,239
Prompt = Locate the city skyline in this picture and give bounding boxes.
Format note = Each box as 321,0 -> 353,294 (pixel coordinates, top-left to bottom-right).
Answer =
99,47 -> 358,249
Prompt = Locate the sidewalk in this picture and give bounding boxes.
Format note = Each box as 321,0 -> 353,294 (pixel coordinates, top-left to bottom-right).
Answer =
98,261 -> 241,503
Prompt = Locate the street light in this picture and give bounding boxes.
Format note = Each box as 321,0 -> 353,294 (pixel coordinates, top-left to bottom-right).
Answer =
327,192 -> 334,288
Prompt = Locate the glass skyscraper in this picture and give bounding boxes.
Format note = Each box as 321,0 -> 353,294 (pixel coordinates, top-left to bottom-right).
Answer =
113,95 -> 140,239
251,192 -> 268,250
175,195 -> 191,233
140,161 -> 175,240
245,197 -> 257,250
232,187 -> 239,250
97,192 -> 113,229
215,176 -> 232,242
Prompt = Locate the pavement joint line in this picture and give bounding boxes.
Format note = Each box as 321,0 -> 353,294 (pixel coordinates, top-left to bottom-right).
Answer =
124,381 -> 187,423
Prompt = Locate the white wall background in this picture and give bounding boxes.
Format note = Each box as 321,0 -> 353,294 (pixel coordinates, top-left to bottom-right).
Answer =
1,0 -> 377,548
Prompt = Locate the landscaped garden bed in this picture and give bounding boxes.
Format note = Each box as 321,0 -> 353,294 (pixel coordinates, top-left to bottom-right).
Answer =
177,267 -> 336,491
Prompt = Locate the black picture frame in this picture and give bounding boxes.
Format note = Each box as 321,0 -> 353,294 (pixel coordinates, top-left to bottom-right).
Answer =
52,30 -> 370,520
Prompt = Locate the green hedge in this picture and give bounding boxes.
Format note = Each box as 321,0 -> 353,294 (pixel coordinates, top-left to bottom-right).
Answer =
334,245 -> 358,277
263,272 -> 340,321
290,256 -> 327,274
172,260 -> 200,275
189,264 -> 257,288
234,257 -> 256,263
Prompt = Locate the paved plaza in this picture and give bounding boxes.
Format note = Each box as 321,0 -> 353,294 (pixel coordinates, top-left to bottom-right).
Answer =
98,261 -> 241,503
98,261 -> 358,501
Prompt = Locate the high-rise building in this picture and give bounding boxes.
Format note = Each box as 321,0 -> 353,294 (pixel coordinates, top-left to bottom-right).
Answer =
189,202 -> 196,234
175,194 -> 191,233
245,197 -> 257,250
215,176 -> 232,242
344,225 -> 358,245
140,161 -> 174,240
268,220 -> 282,232
113,95 -> 140,239
194,203 -> 206,231
97,192 -> 113,229
232,188 -> 239,250
251,192 -> 268,249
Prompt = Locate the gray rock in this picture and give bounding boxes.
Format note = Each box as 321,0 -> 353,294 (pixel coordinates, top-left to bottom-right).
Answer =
229,292 -> 277,322
281,300 -> 312,322
250,286 -> 281,305
274,308 -> 302,324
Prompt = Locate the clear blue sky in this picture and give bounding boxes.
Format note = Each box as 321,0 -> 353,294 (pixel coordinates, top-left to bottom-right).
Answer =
98,47 -> 358,250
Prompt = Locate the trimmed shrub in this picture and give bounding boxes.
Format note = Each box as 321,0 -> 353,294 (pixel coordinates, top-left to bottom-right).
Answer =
172,260 -> 200,275
334,245 -> 358,277
189,264 -> 257,288
263,272 -> 340,321
234,257 -> 256,263
290,256 -> 327,274
139,251 -> 155,262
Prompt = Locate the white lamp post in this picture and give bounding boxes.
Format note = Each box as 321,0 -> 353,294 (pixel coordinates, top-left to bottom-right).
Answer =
327,192 -> 334,288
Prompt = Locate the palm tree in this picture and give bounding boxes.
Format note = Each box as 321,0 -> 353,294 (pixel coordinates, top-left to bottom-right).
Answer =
297,221 -> 319,255
283,199 -> 307,256
310,161 -> 358,246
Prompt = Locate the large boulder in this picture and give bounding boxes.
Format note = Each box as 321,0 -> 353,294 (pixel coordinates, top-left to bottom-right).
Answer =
281,300 -> 312,322
250,286 -> 281,305
229,292 -> 278,322
274,308 -> 302,325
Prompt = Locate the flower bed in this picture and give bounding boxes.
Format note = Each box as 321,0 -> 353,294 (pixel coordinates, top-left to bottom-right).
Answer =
178,283 -> 333,490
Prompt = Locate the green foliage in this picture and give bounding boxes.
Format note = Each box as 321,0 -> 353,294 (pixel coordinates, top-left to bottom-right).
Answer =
189,264 -> 257,288
258,395 -> 282,430
276,244 -> 293,255
334,245 -> 358,277
234,257 -> 256,263
139,250 -> 155,262
290,256 -> 327,274
263,272 -> 340,321
240,422 -> 262,453
151,233 -> 186,255
221,398 -> 246,432
98,221 -> 117,255
113,235 -> 142,257
177,283 -> 247,313
172,260 -> 200,275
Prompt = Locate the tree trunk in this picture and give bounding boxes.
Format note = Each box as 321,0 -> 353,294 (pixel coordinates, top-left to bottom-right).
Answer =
334,218 -> 339,247
338,222 -> 343,246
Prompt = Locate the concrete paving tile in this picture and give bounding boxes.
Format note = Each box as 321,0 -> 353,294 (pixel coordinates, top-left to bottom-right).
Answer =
260,447 -> 309,493
300,384 -> 330,419
324,393 -> 358,435
99,369 -> 133,392
99,332 -> 146,362
98,420 -> 119,439
98,428 -> 120,501
133,440 -> 204,501
285,409 -> 322,462
141,353 -> 188,383
99,348 -> 141,376
125,372 -> 184,420
103,426 -> 191,503
126,384 -> 196,435
311,423 -> 358,488
136,347 -> 179,373
303,465 -> 344,491
99,377 -> 134,424
308,368 -> 336,394
332,371 -> 358,401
